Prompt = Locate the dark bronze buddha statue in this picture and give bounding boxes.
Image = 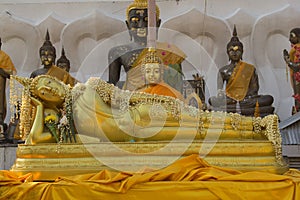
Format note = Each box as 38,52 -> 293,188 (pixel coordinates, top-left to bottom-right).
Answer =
30,30 -> 76,87
56,47 -> 70,72
108,0 -> 185,92
283,28 -> 300,114
30,30 -> 57,78
208,25 -> 274,117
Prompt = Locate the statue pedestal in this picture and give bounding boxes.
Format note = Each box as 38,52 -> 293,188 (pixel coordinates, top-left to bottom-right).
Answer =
10,141 -> 288,180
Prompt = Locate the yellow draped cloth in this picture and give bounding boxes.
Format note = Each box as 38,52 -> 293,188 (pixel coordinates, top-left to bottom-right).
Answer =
226,61 -> 254,101
1,154 -> 300,200
0,50 -> 16,74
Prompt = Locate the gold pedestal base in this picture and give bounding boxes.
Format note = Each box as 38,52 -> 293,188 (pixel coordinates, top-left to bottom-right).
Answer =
10,140 -> 288,180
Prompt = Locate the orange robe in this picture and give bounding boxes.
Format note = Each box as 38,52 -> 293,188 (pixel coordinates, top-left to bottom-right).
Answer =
142,82 -> 184,101
0,50 -> 16,74
226,61 -> 255,101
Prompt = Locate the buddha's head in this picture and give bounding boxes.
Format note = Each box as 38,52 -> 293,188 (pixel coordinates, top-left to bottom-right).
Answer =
40,30 -> 56,68
13,75 -> 67,107
57,47 -> 70,72
289,28 -> 300,45
126,0 -> 161,44
31,75 -> 66,105
226,25 -> 243,62
141,48 -> 164,85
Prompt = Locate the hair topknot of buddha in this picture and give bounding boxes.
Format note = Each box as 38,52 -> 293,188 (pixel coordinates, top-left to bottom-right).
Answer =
126,0 -> 160,20
40,30 -> 56,57
141,48 -> 162,65
226,25 -> 243,52
57,47 -> 70,67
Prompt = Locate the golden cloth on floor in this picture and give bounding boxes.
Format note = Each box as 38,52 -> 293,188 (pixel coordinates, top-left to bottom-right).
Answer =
1,155 -> 299,200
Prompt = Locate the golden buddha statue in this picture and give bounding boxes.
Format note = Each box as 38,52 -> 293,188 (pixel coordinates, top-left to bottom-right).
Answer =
11,75 -> 76,144
10,70 -> 288,179
139,48 -> 184,100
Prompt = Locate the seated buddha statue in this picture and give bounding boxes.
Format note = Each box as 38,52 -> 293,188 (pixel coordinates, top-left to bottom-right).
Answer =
208,25 -> 274,117
108,0 -> 186,92
56,47 -> 71,72
139,48 -> 184,100
30,30 -> 76,87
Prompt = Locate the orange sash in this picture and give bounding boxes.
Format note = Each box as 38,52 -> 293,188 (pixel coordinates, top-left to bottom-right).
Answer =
0,50 -> 16,74
226,61 -> 254,101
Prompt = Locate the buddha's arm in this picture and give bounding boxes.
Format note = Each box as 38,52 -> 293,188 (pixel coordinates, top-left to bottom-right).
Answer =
108,49 -> 122,85
217,71 -> 224,91
28,97 -> 54,144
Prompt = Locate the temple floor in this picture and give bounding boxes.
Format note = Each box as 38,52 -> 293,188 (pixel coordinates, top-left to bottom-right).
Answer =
1,155 -> 299,200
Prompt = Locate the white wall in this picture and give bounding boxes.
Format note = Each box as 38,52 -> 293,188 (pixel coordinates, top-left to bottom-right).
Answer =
0,0 -> 300,121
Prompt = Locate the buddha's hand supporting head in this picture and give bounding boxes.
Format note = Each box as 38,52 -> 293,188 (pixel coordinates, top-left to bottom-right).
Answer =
30,96 -> 43,107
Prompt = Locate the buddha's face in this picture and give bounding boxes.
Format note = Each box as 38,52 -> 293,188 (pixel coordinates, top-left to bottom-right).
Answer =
57,62 -> 70,72
126,9 -> 161,44
144,63 -> 162,85
228,45 -> 243,62
34,77 -> 65,104
40,49 -> 55,67
289,31 -> 299,45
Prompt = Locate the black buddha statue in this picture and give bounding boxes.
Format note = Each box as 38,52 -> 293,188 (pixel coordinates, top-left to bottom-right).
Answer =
30,30 -> 76,86
108,0 -> 185,92
30,30 -> 57,78
56,47 -> 70,72
208,25 -> 274,117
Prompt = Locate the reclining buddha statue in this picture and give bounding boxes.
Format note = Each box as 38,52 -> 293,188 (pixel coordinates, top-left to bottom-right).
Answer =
208,25 -> 274,117
9,49 -> 287,179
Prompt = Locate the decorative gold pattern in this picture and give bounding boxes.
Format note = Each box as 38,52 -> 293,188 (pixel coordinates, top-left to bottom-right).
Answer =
11,141 -> 288,180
